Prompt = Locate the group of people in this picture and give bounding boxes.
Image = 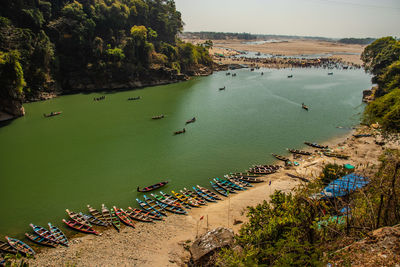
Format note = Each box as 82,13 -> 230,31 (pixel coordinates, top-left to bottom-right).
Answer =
93,96 -> 106,101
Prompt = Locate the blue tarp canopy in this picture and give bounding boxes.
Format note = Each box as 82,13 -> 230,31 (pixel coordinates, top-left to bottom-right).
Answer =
320,173 -> 369,198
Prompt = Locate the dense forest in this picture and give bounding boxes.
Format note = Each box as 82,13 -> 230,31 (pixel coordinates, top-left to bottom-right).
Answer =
0,0 -> 213,116
338,37 -> 375,45
361,37 -> 400,131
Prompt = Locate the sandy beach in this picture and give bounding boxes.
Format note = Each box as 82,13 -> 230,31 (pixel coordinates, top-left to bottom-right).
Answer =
26,125 -> 396,266
185,38 -> 366,66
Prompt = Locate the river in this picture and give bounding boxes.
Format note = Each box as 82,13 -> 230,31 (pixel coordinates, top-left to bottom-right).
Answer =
0,67 -> 371,238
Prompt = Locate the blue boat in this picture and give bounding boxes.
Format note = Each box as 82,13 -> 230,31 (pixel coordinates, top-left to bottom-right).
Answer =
5,237 -> 35,256
25,233 -> 57,247
213,179 -> 238,192
144,195 -> 186,215
192,187 -> 217,202
210,182 -> 229,197
215,178 -> 245,191
30,224 -> 58,244
136,198 -> 167,217
48,223 -> 69,247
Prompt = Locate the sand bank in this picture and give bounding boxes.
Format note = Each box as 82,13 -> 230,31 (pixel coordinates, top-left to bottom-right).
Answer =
185,38 -> 365,65
27,126 -> 396,266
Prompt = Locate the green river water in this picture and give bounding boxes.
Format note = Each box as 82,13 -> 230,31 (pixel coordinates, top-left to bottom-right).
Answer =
0,68 -> 371,239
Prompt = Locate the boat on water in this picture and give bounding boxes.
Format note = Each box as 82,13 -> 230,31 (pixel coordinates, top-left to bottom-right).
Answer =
126,207 -> 160,222
152,114 -> 164,120
174,128 -> 186,135
25,233 -> 57,248
192,186 -> 217,202
215,178 -> 244,191
287,75 -> 293,78
145,195 -> 186,215
323,152 -> 349,159
272,153 -> 289,162
210,182 -> 229,197
62,219 -> 99,235
181,188 -> 207,205
48,223 -> 69,246
110,208 -> 121,232
171,191 -> 200,207
79,212 -> 108,227
113,207 -> 135,228
248,168 -> 276,175
151,193 -> 184,209
304,142 -> 328,149
353,134 -> 372,138
0,240 -> 17,254
6,237 -> 35,256
185,117 -> 196,124
302,103 -> 309,111
136,198 -> 167,217
328,72 -> 333,75
128,96 -> 141,100
225,176 -> 252,188
101,204 -> 113,227
160,191 -> 191,209
195,185 -> 221,200
43,111 -> 62,118
219,86 -> 226,90
87,205 -> 109,226
65,209 -> 92,228
288,148 -> 312,155
229,175 -> 264,183
29,224 -> 58,244
137,181 -> 168,192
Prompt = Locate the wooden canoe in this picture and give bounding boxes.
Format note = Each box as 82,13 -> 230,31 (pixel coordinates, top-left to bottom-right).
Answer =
25,233 -> 57,248
110,208 -> 121,232
152,114 -> 164,120
192,187 -> 217,202
126,207 -> 157,222
137,181 -> 168,192
215,178 -> 244,191
160,191 -> 192,209
65,209 -> 92,228
288,148 -> 312,155
181,189 -> 207,205
146,195 -> 186,215
48,223 -> 69,247
271,153 -> 289,162
0,240 -> 17,254
304,142 -> 328,149
79,213 -> 108,227
210,182 -> 229,197
136,198 -> 167,217
5,237 -> 35,256
196,185 -> 222,200
87,205 -> 109,226
29,224 -> 59,244
113,207 -> 135,228
185,117 -> 196,124
62,219 -> 99,235
101,204 -> 114,226
151,193 -> 184,208
171,191 -> 200,207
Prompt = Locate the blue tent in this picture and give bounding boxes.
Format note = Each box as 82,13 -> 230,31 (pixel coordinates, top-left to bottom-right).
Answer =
320,173 -> 369,198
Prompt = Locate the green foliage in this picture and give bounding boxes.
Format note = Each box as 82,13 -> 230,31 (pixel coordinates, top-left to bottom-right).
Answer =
219,190 -> 323,266
0,0 -> 211,103
364,89 -> 400,131
0,50 -> 26,97
361,37 -> 400,132
361,37 -> 400,85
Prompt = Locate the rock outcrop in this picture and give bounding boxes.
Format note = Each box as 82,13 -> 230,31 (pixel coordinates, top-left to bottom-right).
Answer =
189,227 -> 235,266
329,225 -> 400,266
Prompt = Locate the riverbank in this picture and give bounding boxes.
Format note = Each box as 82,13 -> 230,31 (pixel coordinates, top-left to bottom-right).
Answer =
185,38 -> 365,65
27,126 -> 394,266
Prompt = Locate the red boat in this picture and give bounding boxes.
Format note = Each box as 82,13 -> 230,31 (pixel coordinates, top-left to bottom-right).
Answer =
43,111 -> 62,118
137,181 -> 168,192
62,219 -> 99,235
113,207 -> 135,228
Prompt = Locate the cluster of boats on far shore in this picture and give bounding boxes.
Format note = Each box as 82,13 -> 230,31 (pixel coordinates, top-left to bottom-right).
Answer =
0,139 -> 355,262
